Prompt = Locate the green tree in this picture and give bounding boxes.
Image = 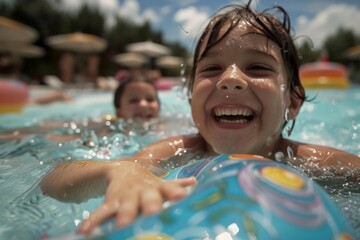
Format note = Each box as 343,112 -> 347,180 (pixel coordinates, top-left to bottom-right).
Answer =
297,40 -> 321,64
73,4 -> 106,36
0,0 -> 191,81
324,27 -> 360,63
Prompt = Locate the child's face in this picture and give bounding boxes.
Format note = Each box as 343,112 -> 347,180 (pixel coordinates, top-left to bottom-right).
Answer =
116,82 -> 159,120
191,21 -> 293,156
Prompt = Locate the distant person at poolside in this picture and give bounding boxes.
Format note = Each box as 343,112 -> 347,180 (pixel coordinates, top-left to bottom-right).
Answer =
28,90 -> 74,105
40,1 -> 360,235
0,53 -> 73,105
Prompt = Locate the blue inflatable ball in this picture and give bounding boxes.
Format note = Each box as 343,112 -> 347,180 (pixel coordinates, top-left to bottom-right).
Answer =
89,154 -> 357,240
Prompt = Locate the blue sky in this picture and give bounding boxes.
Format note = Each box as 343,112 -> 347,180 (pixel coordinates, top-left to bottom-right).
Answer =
3,0 -> 360,53
125,0 -> 360,52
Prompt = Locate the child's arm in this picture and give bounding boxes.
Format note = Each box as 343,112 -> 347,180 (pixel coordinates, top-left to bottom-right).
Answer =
77,161 -> 196,234
40,134 -> 202,201
310,146 -> 360,178
286,140 -> 360,179
28,90 -> 73,105
39,134 -> 202,233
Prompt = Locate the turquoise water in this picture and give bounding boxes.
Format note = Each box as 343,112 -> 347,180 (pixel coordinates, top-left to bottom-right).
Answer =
0,86 -> 359,239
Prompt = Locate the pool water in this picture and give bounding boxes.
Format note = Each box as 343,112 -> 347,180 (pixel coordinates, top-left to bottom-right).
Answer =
0,85 -> 359,239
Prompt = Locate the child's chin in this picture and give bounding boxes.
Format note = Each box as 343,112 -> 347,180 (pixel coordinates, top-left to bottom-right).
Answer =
212,145 -> 241,155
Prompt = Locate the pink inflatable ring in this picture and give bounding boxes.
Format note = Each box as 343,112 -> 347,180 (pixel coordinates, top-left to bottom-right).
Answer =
0,79 -> 29,114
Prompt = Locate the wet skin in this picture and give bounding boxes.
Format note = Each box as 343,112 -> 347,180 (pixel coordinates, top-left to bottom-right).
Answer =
191,22 -> 298,156
116,82 -> 160,120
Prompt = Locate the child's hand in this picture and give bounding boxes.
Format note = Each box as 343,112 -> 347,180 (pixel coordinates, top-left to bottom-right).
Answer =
77,161 -> 196,235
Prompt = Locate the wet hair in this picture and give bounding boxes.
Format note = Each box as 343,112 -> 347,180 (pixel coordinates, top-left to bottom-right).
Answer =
186,0 -> 308,103
113,75 -> 160,109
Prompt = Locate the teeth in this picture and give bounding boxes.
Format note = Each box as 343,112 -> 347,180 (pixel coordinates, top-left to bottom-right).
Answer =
214,108 -> 252,117
218,119 -> 248,123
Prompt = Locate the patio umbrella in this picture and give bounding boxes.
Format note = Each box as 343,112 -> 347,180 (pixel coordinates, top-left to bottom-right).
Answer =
46,32 -> 107,53
0,16 -> 38,43
126,41 -> 170,57
113,52 -> 148,68
0,42 -> 44,58
156,55 -> 183,68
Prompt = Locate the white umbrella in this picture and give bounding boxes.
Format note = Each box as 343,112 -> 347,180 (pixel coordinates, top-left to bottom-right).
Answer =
114,52 -> 148,67
0,42 -> 44,58
0,16 -> 38,43
46,32 -> 107,53
126,40 -> 171,57
156,55 -> 183,68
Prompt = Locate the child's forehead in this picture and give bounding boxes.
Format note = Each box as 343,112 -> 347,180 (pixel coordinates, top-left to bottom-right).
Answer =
123,82 -> 155,94
199,20 -> 281,59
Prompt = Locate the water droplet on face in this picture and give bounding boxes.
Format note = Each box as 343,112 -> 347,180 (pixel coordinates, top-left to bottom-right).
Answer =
229,64 -> 240,79
280,84 -> 286,92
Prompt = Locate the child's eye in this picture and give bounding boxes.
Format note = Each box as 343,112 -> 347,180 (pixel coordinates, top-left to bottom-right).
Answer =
247,64 -> 275,76
248,64 -> 272,71
129,98 -> 140,104
198,65 -> 221,73
146,97 -> 155,102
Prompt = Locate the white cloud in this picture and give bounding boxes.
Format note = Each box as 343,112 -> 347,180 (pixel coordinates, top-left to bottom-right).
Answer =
58,0 -> 117,13
295,4 -> 360,48
116,0 -> 164,26
55,0 -> 118,28
51,0 -> 164,28
174,6 -> 210,40
117,0 -> 142,24
57,0 -> 83,12
143,9 -> 160,23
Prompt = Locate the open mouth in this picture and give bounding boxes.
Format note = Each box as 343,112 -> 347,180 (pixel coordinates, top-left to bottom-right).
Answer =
214,107 -> 254,124
134,111 -> 154,120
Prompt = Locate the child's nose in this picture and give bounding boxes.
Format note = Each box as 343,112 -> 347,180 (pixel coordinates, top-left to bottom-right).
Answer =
217,64 -> 247,91
139,99 -> 148,106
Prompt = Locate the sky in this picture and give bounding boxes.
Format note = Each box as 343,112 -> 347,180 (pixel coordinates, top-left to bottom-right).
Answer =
3,0 -> 360,53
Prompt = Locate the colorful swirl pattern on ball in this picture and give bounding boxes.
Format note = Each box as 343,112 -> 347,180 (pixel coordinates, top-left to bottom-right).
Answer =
83,154 -> 356,240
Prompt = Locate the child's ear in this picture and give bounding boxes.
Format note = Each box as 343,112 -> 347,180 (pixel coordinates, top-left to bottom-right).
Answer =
288,86 -> 303,119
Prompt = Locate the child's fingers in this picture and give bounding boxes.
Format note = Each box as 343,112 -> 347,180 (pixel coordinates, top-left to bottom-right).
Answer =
78,177 -> 197,234
115,191 -> 139,227
140,188 -> 163,215
159,178 -> 195,201
77,202 -> 118,235
173,176 -> 197,187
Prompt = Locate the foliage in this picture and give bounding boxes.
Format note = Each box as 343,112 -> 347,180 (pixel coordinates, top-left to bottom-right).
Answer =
297,40 -> 321,64
0,0 -> 188,81
297,27 -> 360,65
324,27 -> 360,63
1,0 -> 359,83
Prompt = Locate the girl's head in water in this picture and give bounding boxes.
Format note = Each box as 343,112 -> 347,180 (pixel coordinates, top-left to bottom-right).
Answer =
113,75 -> 160,121
186,1 -> 308,155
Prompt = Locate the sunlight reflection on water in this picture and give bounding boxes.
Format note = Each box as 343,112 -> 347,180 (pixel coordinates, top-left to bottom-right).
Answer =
0,86 -> 359,239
